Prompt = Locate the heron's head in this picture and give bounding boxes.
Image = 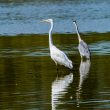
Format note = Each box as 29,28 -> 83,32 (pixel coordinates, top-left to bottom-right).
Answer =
72,20 -> 76,24
42,19 -> 53,23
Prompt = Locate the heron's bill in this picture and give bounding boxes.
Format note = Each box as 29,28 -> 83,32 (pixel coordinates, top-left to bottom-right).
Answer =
41,20 -> 48,22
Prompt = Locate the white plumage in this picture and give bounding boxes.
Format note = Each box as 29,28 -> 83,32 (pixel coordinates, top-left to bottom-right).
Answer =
42,19 -> 73,69
50,45 -> 73,69
73,20 -> 90,59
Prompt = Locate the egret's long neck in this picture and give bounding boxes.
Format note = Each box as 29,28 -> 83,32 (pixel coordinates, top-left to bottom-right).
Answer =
74,22 -> 82,42
49,21 -> 53,47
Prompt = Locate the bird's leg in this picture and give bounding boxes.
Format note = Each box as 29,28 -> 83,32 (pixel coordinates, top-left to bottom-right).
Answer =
60,69 -> 65,74
56,71 -> 59,80
56,65 -> 59,80
81,55 -> 83,59
56,64 -> 59,71
54,60 -> 58,71
55,63 -> 58,70
69,68 -> 72,72
87,57 -> 91,61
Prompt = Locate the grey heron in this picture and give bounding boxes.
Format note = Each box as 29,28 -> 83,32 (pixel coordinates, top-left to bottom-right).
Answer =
73,20 -> 90,59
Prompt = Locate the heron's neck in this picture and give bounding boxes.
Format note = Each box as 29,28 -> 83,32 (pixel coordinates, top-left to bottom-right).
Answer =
74,22 -> 82,42
49,21 -> 53,48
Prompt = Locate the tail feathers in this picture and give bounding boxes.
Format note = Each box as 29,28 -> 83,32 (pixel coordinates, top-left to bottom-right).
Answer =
65,61 -> 73,69
69,60 -> 73,69
69,62 -> 73,69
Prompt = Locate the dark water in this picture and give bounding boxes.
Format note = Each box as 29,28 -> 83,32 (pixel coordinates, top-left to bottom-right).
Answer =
0,33 -> 110,110
0,0 -> 110,110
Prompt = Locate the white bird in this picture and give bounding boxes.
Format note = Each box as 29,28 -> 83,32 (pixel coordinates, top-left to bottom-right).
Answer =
73,20 -> 90,59
42,19 -> 73,69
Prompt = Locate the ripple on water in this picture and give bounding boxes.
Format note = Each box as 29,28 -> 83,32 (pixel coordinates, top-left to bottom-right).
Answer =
24,48 -> 49,57
0,42 -> 110,57
90,41 -> 110,55
0,49 -> 29,57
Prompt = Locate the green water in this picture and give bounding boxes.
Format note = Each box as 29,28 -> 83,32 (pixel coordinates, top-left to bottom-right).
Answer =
0,0 -> 110,109
0,33 -> 110,110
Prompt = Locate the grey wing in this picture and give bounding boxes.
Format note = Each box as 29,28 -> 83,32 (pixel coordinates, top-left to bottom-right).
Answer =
78,41 -> 90,58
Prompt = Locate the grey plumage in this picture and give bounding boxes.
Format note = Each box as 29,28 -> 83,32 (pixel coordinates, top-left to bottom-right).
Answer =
73,20 -> 90,59
78,40 -> 90,59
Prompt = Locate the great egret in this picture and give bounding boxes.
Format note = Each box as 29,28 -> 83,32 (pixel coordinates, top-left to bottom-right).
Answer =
42,19 -> 73,69
73,20 -> 90,59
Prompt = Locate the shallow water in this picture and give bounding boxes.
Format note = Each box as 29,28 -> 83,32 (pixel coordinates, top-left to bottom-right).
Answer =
0,0 -> 110,110
0,33 -> 110,110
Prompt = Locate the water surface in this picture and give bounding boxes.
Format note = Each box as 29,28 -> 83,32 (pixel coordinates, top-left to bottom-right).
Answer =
0,0 -> 110,35
0,0 -> 110,110
0,33 -> 110,110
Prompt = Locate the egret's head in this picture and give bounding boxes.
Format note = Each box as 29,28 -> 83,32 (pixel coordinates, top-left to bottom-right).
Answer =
42,19 -> 53,23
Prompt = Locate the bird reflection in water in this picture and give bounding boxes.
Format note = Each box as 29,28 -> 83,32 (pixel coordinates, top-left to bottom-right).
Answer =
52,73 -> 73,110
76,59 -> 91,107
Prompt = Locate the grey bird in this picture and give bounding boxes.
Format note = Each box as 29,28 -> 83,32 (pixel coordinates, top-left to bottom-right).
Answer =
73,20 -> 90,59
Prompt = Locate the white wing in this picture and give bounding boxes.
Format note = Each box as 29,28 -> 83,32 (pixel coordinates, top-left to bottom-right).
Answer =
50,45 -> 73,69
